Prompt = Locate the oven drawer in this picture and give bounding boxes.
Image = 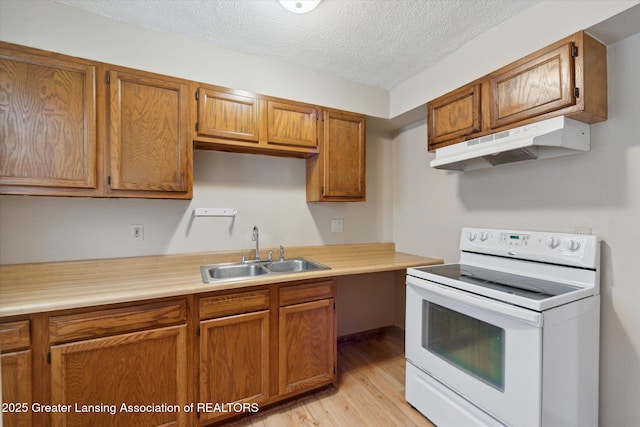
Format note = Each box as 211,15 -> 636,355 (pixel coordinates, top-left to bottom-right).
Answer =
406,361 -> 506,427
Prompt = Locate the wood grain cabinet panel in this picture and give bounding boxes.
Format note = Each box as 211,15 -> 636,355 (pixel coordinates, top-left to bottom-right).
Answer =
0,42 -> 97,195
196,88 -> 260,143
266,100 -> 318,149
307,109 -> 366,202
50,325 -> 188,427
426,31 -> 606,151
199,310 -> 270,423
489,43 -> 575,129
107,67 -> 191,198
427,83 -> 481,150
1,319 -> 32,427
1,350 -> 33,427
278,298 -> 335,395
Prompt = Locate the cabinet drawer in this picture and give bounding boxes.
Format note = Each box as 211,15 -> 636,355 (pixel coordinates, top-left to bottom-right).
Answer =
49,299 -> 187,344
0,320 -> 30,352
279,280 -> 335,306
200,289 -> 270,319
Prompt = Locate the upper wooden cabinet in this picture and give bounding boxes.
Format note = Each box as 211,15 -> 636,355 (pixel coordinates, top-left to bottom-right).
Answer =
193,84 -> 319,158
0,42 -> 98,196
307,109 -> 366,202
195,87 -> 261,143
0,42 -> 193,198
267,100 -> 318,150
106,67 -> 192,198
427,83 -> 481,147
427,31 -> 607,151
488,42 -> 576,129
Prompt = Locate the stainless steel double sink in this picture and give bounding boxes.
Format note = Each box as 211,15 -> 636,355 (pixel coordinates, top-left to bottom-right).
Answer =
200,258 -> 331,283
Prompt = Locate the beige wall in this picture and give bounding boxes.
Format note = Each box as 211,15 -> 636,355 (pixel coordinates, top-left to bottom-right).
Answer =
391,32 -> 640,427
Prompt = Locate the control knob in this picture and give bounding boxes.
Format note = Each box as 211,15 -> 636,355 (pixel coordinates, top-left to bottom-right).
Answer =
563,239 -> 581,252
467,232 -> 477,242
479,232 -> 489,242
545,236 -> 560,248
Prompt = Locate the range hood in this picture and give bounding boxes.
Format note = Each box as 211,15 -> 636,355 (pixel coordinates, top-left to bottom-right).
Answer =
430,116 -> 590,171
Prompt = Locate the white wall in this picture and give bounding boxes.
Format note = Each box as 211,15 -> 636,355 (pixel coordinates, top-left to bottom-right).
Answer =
392,32 -> 640,427
0,0 -> 388,118
389,0 -> 639,117
0,126 -> 393,264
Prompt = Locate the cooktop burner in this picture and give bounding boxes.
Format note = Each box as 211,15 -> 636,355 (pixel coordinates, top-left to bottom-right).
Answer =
413,264 -> 580,301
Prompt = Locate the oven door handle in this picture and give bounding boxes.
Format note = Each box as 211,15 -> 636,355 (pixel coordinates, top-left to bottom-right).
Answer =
407,276 -> 543,327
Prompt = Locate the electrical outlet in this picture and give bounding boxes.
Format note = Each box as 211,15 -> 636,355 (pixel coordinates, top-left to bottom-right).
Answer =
331,219 -> 344,233
130,224 -> 144,241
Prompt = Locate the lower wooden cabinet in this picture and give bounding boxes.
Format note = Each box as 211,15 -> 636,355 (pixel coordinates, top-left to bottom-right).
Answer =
0,320 -> 32,427
199,310 -> 270,423
50,325 -> 188,427
279,298 -> 335,395
0,280 -> 336,426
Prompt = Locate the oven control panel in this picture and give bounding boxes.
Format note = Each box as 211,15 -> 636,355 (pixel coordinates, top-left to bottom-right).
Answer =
460,227 -> 600,269
500,232 -> 530,247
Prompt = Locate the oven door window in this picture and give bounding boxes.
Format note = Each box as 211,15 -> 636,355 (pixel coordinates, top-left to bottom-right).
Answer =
423,301 -> 505,391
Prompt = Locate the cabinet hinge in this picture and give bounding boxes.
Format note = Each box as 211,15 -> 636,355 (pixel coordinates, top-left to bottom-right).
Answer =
571,45 -> 578,57
47,352 -> 51,364
574,87 -> 580,98
195,122 -> 199,132
197,326 -> 201,336
195,91 -> 199,101
106,72 -> 110,84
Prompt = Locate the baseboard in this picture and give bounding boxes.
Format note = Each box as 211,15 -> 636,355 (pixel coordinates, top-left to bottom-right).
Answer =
337,325 -> 405,344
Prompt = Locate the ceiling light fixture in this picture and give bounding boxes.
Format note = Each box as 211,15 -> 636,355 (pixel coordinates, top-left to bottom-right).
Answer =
278,0 -> 321,14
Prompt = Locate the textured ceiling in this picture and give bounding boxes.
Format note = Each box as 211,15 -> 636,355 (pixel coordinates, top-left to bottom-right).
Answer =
53,0 -> 540,90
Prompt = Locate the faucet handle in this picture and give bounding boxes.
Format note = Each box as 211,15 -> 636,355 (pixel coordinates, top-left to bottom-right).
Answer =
279,245 -> 285,261
241,254 -> 246,264
267,251 -> 273,262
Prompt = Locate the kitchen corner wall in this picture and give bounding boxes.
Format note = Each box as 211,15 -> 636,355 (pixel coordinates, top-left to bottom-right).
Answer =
391,32 -> 640,427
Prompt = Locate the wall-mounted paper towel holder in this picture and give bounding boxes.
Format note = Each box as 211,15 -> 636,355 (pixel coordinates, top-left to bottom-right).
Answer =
193,208 -> 238,217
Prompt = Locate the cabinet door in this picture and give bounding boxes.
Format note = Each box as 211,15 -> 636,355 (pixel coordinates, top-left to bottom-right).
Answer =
279,298 -> 335,395
267,100 -> 318,149
196,88 -> 260,143
107,68 -> 191,196
199,311 -> 269,422
427,83 -> 481,150
0,42 -> 97,193
321,110 -> 365,200
489,42 -> 575,129
50,325 -> 188,427
1,350 -> 32,427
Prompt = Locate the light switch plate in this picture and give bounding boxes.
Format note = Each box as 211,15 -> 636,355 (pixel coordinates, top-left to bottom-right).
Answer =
331,219 -> 344,233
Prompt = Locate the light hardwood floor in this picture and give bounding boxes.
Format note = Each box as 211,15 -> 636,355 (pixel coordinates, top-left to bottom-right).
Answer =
227,333 -> 435,426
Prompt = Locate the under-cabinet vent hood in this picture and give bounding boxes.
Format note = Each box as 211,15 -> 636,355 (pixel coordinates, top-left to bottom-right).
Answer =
430,116 -> 590,171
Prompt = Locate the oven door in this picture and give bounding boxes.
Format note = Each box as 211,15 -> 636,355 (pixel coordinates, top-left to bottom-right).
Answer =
406,275 -> 543,427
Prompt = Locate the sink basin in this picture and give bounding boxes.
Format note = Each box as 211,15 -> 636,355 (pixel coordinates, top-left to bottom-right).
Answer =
264,258 -> 330,273
201,263 -> 268,282
200,257 -> 330,283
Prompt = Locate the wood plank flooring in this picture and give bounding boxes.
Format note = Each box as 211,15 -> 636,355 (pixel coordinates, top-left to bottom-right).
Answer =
227,334 -> 435,426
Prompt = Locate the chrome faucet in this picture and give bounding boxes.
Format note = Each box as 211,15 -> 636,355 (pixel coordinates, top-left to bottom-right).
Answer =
252,225 -> 260,260
279,245 -> 285,261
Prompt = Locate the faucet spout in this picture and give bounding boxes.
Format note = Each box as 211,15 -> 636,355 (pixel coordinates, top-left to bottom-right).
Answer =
252,226 -> 260,260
